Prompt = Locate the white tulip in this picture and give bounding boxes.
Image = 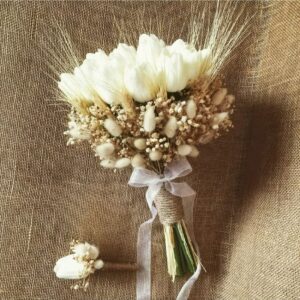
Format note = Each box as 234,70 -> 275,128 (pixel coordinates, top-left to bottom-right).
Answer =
80,50 -> 128,106
136,34 -> 165,74
162,52 -> 189,92
109,43 -> 136,69
124,64 -> 159,102
54,255 -> 91,280
58,73 -> 94,104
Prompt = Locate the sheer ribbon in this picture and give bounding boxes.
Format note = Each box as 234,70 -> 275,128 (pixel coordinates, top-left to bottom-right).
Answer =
128,157 -> 201,300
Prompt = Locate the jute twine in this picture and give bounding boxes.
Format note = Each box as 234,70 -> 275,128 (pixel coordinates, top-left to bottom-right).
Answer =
154,187 -> 184,225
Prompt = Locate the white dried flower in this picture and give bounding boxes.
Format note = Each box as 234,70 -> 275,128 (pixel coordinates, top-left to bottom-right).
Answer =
95,143 -> 115,158
212,112 -> 229,126
143,106 -> 156,132
134,138 -> 147,150
161,52 -> 189,92
54,255 -> 91,280
67,121 -> 90,140
73,242 -> 100,260
199,131 -> 215,144
124,64 -> 159,102
131,154 -> 145,168
104,118 -> 122,137
149,150 -> 162,161
188,145 -> 199,158
186,99 -> 197,119
164,116 -> 177,138
94,259 -> 104,270
212,88 -> 228,105
100,159 -> 116,168
115,158 -> 131,169
177,144 -> 192,156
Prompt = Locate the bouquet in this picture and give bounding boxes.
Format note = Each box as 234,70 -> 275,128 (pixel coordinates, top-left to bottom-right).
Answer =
50,2 -> 249,298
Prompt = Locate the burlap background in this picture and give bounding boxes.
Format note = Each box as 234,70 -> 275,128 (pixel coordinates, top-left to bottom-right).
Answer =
0,1 -> 299,299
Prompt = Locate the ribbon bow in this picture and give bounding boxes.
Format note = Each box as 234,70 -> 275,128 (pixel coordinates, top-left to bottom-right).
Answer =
129,157 -> 201,300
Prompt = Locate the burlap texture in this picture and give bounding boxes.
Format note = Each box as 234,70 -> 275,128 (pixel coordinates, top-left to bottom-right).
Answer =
0,1 -> 299,299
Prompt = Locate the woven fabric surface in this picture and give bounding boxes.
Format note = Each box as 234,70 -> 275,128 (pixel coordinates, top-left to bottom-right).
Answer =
0,1 -> 299,299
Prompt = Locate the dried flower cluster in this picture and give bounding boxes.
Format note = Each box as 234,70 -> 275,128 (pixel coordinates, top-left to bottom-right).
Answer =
54,241 -> 104,290
59,34 -> 235,170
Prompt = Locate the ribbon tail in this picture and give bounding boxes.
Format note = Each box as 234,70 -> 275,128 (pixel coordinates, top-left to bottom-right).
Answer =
136,212 -> 156,300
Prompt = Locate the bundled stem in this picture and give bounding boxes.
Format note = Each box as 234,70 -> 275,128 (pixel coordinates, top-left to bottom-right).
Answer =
155,187 -> 199,280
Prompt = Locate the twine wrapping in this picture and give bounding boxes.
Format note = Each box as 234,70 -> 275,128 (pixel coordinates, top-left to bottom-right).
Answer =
154,187 -> 184,224
129,157 -> 201,300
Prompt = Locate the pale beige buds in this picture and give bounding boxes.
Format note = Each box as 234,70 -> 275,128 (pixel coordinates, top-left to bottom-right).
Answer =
104,118 -> 122,137
177,144 -> 192,156
188,145 -> 199,158
212,112 -> 229,126
199,131 -> 215,144
212,88 -> 228,105
115,158 -> 131,168
164,116 -> 177,138
149,150 -> 162,161
95,143 -> 115,158
144,106 -> 156,132
134,138 -> 147,150
131,154 -> 145,168
100,159 -> 116,168
186,99 -> 197,119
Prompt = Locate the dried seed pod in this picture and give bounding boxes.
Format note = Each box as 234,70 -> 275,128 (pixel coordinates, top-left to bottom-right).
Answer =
149,150 -> 162,161
134,138 -> 147,150
186,99 -> 197,119
188,145 -> 199,158
212,88 -> 228,105
115,158 -> 131,168
131,154 -> 145,168
163,116 -> 177,138
104,118 -> 122,137
144,106 -> 156,132
199,131 -> 215,144
177,144 -> 192,156
211,112 -> 229,125
95,143 -> 115,158
100,159 -> 116,168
